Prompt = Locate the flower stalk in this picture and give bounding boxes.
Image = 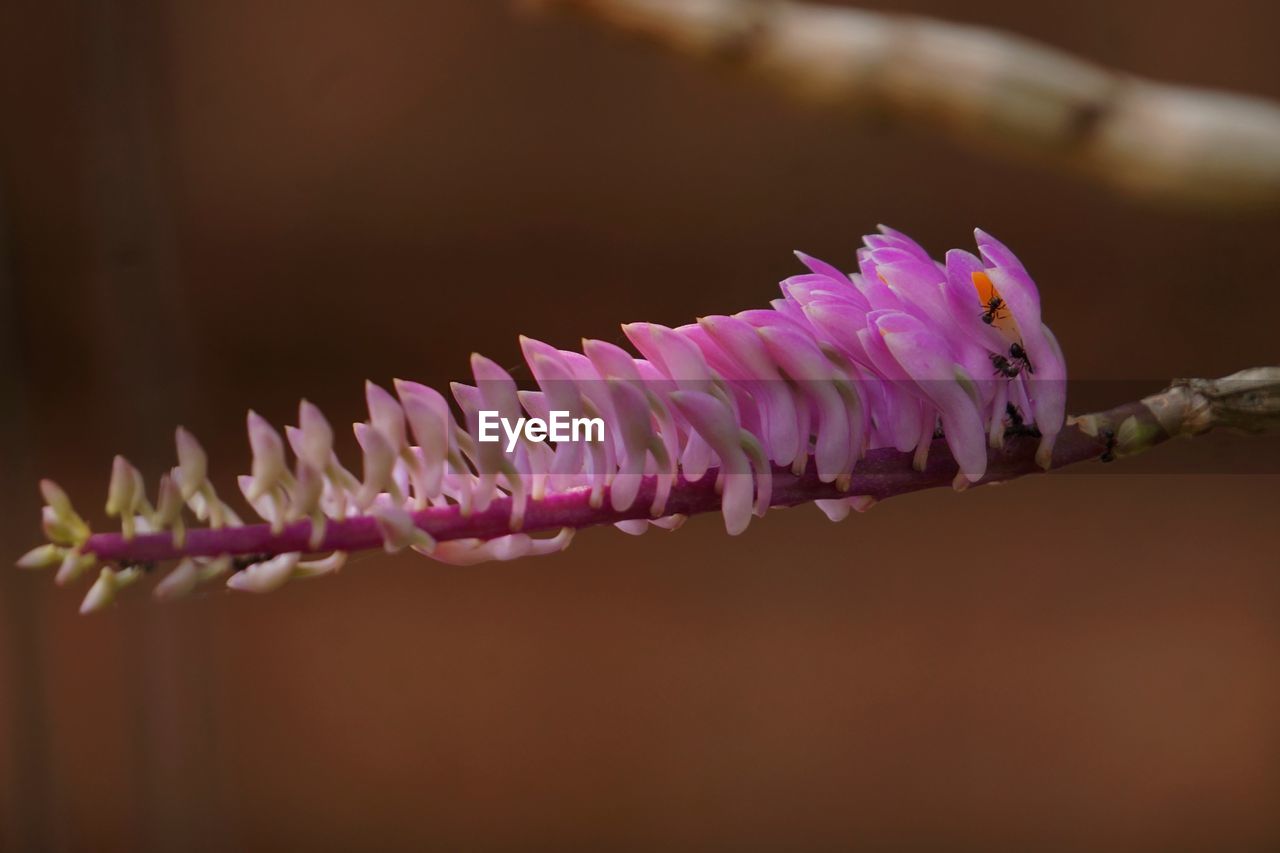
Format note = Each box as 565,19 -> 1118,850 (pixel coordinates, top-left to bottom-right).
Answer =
59,368 -> 1280,568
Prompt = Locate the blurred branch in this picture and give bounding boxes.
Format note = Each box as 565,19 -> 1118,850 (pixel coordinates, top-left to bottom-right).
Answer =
1070,367 -> 1280,459
531,0 -> 1280,211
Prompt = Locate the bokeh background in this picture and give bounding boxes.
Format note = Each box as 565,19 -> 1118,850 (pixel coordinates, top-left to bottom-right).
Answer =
2,1 -> 1279,850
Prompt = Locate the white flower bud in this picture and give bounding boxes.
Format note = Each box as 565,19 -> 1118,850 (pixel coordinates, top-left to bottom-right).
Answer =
371,505 -> 434,553
291,463 -> 323,518
354,423 -> 397,510
296,400 -> 334,472
42,506 -> 80,546
114,567 -> 144,589
39,480 -> 88,541
16,543 -> 64,570
814,499 -> 852,522
80,567 -> 119,614
154,558 -> 199,601
196,555 -> 232,584
105,455 -> 141,517
396,379 -> 451,501
154,473 -> 183,526
246,411 -> 287,502
226,552 -> 301,594
366,381 -> 407,449
295,551 -> 346,578
55,548 -> 97,586
174,427 -> 208,500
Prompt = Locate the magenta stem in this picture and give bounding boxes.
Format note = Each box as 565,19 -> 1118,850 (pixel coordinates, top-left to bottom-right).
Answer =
79,428 -> 1111,565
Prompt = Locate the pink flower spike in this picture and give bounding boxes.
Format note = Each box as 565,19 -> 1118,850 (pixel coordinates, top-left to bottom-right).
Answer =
21,227 -> 1083,611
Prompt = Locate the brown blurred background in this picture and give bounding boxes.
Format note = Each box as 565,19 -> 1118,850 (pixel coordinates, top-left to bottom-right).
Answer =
1,1 -> 1279,850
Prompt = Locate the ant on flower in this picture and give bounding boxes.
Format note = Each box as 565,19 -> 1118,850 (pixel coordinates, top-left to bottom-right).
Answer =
971,270 -> 1011,327
980,295 -> 1007,325
1099,427 -> 1118,463
1003,403 -> 1041,438
990,342 -> 1035,378
1010,342 -> 1033,373
991,351 -> 1019,378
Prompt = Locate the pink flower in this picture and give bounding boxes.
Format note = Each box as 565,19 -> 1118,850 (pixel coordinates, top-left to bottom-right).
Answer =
20,228 -> 1067,608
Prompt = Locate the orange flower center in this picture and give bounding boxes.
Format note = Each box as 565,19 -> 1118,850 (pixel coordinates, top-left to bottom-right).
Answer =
971,270 -> 1019,340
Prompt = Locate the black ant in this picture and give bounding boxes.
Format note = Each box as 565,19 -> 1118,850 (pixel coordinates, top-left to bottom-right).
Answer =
1009,341 -> 1034,374
231,553 -> 272,572
980,296 -> 1006,325
990,342 -> 1035,378
1099,427 -> 1117,463
1003,403 -> 1040,438
990,352 -> 1019,378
